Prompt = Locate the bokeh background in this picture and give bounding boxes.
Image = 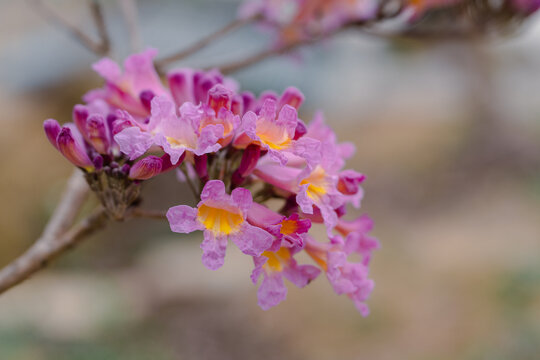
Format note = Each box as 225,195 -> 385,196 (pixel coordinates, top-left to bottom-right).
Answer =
1,0 -> 540,359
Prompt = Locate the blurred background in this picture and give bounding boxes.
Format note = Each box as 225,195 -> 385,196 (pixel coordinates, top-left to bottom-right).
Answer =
1,0 -> 540,359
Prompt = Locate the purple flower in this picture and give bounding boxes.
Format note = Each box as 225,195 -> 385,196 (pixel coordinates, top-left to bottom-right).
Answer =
52,124 -> 94,171
234,97 -> 321,166
166,180 -> 274,270
85,48 -> 167,117
129,155 -> 163,180
251,246 -> 320,310
305,235 -> 375,316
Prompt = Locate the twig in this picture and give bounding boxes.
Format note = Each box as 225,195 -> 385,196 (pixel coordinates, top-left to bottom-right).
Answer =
211,7 -> 406,74
89,0 -> 111,55
42,170 -> 90,239
118,0 -> 141,52
213,36 -> 318,75
155,15 -> 258,70
179,165 -> 199,200
129,208 -> 167,220
30,0 -> 110,56
0,207 -> 107,295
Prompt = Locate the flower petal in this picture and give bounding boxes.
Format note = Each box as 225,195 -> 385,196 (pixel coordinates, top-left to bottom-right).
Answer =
166,205 -> 203,233
201,230 -> 228,270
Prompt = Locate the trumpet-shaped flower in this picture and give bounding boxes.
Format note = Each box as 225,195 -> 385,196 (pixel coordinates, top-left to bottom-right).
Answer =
234,98 -> 320,166
85,49 -> 167,117
251,246 -> 320,310
305,235 -> 374,315
167,180 -> 273,270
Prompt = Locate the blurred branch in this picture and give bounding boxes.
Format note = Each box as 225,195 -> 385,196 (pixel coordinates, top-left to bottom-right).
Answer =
0,171 -> 105,295
210,10 -> 403,74
30,0 -> 110,56
129,208 -> 167,220
155,15 -> 259,71
212,36 -> 319,75
118,0 -> 141,52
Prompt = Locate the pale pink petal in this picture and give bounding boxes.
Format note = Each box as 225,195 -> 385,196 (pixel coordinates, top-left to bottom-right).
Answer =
231,187 -> 253,215
257,273 -> 287,310
166,205 -> 203,233
200,180 -> 226,202
113,127 -> 153,160
230,223 -> 273,257
201,230 -> 228,270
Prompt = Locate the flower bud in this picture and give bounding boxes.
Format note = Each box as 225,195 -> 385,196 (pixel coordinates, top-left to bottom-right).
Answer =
238,144 -> 261,177
337,170 -> 366,195
129,156 -> 163,180
241,91 -> 255,113
139,90 -> 155,113
279,87 -> 304,110
207,84 -> 232,113
231,94 -> 244,116
93,155 -> 104,170
43,119 -> 61,149
72,104 -> 89,139
57,127 -> 94,170
168,71 -> 194,106
86,114 -> 110,154
293,120 -> 307,140
194,154 -> 208,182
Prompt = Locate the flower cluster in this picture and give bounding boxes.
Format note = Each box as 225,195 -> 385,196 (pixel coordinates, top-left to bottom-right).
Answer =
44,49 -> 378,313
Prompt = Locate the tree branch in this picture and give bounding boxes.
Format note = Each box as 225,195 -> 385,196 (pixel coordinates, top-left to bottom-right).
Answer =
43,170 -> 91,239
155,15 -> 258,70
30,0 -> 110,56
0,206 -> 107,295
118,0 -> 141,52
213,36 -> 318,75
129,208 -> 167,220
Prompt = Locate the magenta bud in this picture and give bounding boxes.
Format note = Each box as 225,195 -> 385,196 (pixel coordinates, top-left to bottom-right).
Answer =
57,127 -> 94,170
106,113 -> 118,128
86,114 -> 110,154
293,120 -> 307,140
337,170 -> 366,195
241,91 -> 255,113
231,94 -> 244,116
238,144 -> 261,177
335,205 -> 347,218
129,156 -> 163,180
72,105 -> 89,138
161,152 -> 183,174
168,71 -> 193,106
139,90 -> 155,113
43,119 -> 61,149
194,154 -> 208,182
111,118 -> 133,136
279,87 -> 304,110
93,155 -> 104,170
196,79 -> 215,104
207,84 -> 232,113
120,163 -> 131,174
231,169 -> 245,187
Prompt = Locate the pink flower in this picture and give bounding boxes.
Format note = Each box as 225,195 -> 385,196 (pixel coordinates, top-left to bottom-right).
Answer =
114,96 -> 225,164
251,246 -> 320,310
167,180 -> 274,270
234,97 -> 321,166
247,202 -> 311,249
85,49 -> 167,118
254,152 -> 345,233
305,235 -> 375,315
